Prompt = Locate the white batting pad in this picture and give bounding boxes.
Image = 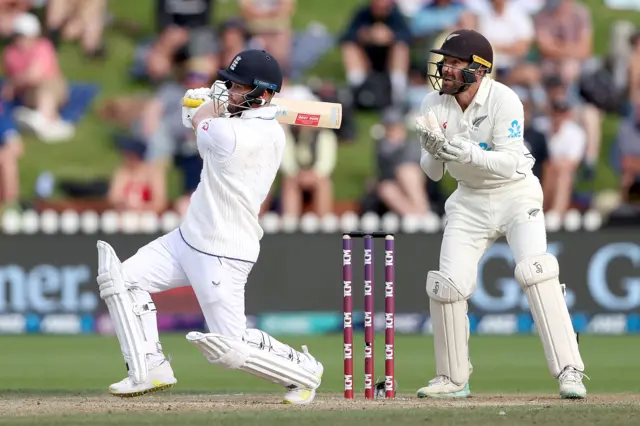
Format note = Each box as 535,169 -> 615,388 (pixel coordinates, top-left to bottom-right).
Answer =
97,241 -> 156,384
186,331 -> 321,390
515,253 -> 584,377
426,271 -> 470,385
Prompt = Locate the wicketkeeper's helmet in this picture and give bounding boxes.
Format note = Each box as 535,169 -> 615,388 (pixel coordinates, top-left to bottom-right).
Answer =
427,29 -> 493,95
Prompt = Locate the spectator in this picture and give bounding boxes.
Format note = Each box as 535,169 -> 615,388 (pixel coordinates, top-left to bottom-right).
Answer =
2,13 -> 74,142
514,87 -> 549,183
173,136 -> 203,217
0,0 -> 31,38
628,31 -> 640,106
464,0 -> 545,16
146,0 -> 217,82
410,0 -> 466,39
278,79 -> 337,217
476,0 -> 536,84
218,18 -> 255,69
362,107 -> 430,216
540,98 -> 586,216
239,0 -> 296,75
614,99 -> 640,203
107,138 -> 167,213
0,100 -> 23,211
534,0 -> 593,86
45,0 -> 107,58
339,0 -> 411,107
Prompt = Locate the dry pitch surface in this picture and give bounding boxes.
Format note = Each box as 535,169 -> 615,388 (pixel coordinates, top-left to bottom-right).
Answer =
2,393 -> 639,417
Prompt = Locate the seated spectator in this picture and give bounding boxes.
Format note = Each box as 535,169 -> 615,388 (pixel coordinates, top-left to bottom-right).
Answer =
477,0 -> 536,84
0,0 -> 31,38
410,0 -> 466,39
362,107 -> 430,215
464,0 -> 544,16
0,99 -> 23,212
540,99 -> 587,216
45,0 -> 107,58
534,0 -> 593,86
239,0 -> 295,75
107,138 -> 167,213
614,99 -> 640,203
339,0 -> 411,107
138,57 -> 211,169
2,13 -> 74,142
146,0 -> 217,82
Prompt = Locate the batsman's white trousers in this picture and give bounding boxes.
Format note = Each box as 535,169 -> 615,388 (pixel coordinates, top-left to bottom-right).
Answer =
122,229 -> 251,338
441,176 -> 546,297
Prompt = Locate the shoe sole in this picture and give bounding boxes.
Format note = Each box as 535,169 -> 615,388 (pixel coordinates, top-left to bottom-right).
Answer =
417,390 -> 470,399
110,381 -> 176,398
561,392 -> 586,399
417,383 -> 470,399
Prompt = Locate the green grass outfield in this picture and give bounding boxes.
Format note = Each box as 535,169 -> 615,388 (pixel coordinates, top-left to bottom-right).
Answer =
12,0 -> 640,202
0,334 -> 638,425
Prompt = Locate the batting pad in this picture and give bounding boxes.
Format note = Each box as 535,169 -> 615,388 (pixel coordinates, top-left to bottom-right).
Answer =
97,241 -> 156,384
515,254 -> 584,377
426,271 -> 470,386
186,332 -> 321,390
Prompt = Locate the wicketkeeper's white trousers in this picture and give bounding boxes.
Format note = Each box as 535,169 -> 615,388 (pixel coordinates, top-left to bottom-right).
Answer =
122,228 -> 252,338
440,176 -> 547,297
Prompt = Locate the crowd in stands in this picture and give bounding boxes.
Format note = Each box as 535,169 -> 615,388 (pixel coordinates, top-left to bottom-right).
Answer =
0,0 -> 639,225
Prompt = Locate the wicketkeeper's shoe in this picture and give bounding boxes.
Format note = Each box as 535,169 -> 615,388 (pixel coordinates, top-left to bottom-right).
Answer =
283,345 -> 324,405
416,375 -> 470,399
109,359 -> 177,397
558,366 -> 588,399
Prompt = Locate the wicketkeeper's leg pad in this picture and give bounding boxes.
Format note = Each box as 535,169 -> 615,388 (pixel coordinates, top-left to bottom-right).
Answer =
515,253 -> 584,377
426,271 -> 470,386
97,241 -> 160,384
186,331 -> 321,390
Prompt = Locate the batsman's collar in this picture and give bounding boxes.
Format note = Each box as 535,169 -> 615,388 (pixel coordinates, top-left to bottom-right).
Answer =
240,105 -> 278,120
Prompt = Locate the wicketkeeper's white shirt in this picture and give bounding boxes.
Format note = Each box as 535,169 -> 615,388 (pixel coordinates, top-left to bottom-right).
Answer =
420,77 -> 535,189
180,105 -> 285,262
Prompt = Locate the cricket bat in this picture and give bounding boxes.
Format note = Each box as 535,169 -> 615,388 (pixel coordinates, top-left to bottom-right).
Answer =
182,96 -> 342,129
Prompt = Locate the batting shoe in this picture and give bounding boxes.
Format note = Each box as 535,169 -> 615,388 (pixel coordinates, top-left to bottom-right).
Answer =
109,359 -> 177,397
416,376 -> 470,399
283,345 -> 324,405
558,367 -> 588,399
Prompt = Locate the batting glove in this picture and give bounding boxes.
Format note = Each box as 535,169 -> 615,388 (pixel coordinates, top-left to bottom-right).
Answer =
182,87 -> 212,129
416,110 -> 446,158
438,136 -> 475,164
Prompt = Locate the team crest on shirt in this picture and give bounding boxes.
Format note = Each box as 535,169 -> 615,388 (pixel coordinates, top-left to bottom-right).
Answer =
202,122 -> 209,131
471,115 -> 487,130
508,120 -> 522,138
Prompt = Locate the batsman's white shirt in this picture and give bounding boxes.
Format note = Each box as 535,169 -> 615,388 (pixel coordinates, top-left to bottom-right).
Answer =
419,78 -> 547,297
121,106 -> 285,338
181,105 -> 285,262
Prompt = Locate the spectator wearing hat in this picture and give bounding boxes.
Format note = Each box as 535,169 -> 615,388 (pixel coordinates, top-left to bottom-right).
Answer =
2,12 -> 74,142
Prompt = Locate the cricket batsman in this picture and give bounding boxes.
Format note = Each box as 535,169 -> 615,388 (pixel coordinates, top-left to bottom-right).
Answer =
415,30 -> 587,399
95,49 -> 323,404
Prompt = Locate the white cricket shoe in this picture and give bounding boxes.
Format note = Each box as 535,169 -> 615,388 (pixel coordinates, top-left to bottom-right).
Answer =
109,359 -> 177,397
558,366 -> 587,399
283,345 -> 324,405
416,375 -> 470,399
